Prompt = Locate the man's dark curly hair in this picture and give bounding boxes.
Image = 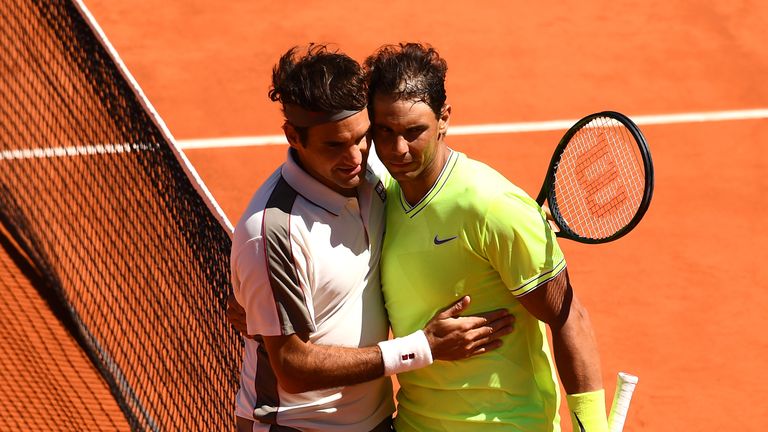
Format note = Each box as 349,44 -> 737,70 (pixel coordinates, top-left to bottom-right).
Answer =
270,44 -> 368,118
364,43 -> 448,119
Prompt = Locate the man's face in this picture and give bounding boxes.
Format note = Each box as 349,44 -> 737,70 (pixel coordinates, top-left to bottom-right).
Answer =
287,109 -> 371,197
371,94 -> 449,187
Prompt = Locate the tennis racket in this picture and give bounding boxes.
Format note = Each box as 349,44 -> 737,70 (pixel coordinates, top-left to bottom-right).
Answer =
608,372 -> 639,431
536,111 -> 654,243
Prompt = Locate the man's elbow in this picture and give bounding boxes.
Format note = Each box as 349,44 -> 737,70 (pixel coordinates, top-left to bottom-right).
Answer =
552,299 -> 592,334
278,378 -> 310,394
273,360 -> 317,394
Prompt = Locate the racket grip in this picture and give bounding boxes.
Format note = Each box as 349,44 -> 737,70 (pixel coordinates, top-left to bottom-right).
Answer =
608,372 -> 638,432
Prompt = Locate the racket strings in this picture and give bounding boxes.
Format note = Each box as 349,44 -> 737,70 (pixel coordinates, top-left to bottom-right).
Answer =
553,116 -> 646,239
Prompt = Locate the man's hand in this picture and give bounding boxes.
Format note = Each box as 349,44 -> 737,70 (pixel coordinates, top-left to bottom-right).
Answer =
542,204 -> 560,232
226,293 -> 254,339
423,296 -> 514,361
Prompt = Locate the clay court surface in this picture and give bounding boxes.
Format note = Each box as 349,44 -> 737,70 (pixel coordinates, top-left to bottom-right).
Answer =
2,0 -> 767,430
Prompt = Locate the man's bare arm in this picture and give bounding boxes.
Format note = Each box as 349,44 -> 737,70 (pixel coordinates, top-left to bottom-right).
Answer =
261,333 -> 382,393
517,269 -> 602,394
228,294 -> 515,393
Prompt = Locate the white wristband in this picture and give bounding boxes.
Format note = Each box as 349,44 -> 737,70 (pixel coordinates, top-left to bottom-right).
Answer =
377,330 -> 433,376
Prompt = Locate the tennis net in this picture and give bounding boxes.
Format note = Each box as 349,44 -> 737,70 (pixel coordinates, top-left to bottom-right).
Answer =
0,0 -> 241,430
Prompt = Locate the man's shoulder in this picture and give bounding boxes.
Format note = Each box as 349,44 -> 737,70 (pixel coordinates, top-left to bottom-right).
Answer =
232,166 -> 284,246
448,155 -> 512,201
449,154 -> 544,223
458,154 -> 513,186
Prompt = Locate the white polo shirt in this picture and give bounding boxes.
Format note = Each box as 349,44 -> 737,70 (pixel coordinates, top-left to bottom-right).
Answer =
231,149 -> 392,431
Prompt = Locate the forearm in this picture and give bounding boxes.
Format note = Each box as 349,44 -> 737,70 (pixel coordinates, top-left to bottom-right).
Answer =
550,299 -> 603,394
518,269 -> 607,430
250,295 -> 512,394
266,330 -> 433,393
551,300 -> 608,431
276,342 -> 384,393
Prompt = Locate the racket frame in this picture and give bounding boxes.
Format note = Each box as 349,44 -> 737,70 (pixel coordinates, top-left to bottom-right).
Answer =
536,111 -> 654,243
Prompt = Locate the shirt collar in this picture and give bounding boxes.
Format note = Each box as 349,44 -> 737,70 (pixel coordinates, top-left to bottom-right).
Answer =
399,149 -> 459,215
281,149 -> 355,216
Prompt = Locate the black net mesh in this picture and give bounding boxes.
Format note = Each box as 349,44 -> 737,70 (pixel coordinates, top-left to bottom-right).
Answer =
0,0 -> 241,430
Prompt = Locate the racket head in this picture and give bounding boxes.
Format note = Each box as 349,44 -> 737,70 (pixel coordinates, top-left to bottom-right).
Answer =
537,111 -> 654,243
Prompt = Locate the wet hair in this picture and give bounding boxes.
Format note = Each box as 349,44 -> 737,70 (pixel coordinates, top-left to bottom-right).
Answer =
364,42 -> 448,119
269,44 -> 368,142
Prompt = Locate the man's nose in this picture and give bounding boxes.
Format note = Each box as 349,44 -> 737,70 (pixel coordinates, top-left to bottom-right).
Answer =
394,134 -> 409,156
346,143 -> 364,165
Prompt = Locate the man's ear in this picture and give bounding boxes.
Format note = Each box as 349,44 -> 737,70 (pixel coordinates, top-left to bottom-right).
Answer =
438,104 -> 451,137
283,122 -> 302,148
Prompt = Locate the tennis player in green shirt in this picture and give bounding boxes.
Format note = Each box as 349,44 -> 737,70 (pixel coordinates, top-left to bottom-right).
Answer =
366,43 -> 609,431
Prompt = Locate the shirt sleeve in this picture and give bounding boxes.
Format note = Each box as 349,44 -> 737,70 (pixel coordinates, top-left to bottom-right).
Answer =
481,191 -> 567,297
231,225 -> 315,337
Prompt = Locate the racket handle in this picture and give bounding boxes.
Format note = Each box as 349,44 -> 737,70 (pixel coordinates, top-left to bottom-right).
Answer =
608,372 -> 639,431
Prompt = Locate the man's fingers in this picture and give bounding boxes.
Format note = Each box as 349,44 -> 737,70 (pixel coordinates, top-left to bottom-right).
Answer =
453,309 -> 514,330
227,294 -> 245,311
227,293 -> 238,306
227,294 -> 248,320
226,306 -> 245,322
542,204 -> 553,219
472,308 -> 512,326
464,315 -> 515,345
547,219 -> 560,232
435,295 -> 471,319
228,307 -> 245,318
468,339 -> 504,357
487,312 -> 515,332
541,204 -> 560,232
225,293 -> 251,336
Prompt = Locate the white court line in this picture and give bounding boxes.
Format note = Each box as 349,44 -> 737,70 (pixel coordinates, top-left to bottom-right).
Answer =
3,109 -> 766,160
176,108 -> 768,149
179,134 -> 287,149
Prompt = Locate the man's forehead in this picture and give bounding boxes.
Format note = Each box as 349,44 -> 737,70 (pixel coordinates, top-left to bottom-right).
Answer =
372,95 -> 432,118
